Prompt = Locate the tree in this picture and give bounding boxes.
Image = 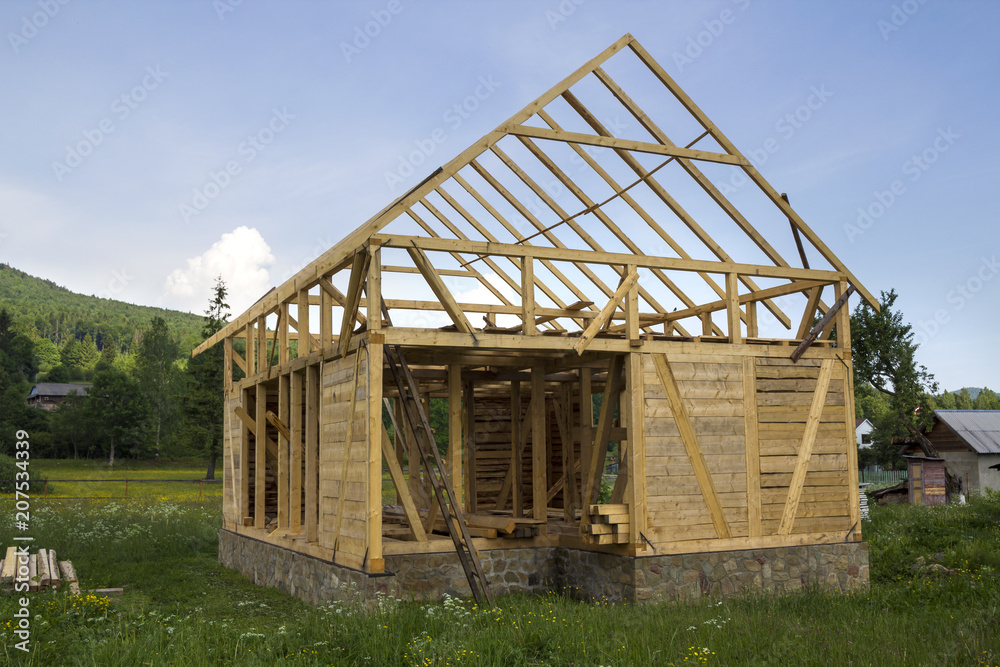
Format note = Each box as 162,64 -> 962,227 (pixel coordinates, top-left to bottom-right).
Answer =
134,317 -> 181,457
935,390 -> 957,410
34,338 -> 61,371
50,390 -> 96,458
955,388 -> 973,410
851,289 -> 938,468
183,277 -> 230,480
86,367 -> 147,465
973,388 -> 1000,410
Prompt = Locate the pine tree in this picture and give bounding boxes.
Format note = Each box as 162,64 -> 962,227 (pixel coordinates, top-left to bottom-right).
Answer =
184,277 -> 230,480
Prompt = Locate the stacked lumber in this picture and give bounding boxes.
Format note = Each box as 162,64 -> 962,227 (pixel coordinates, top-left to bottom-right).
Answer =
0,546 -> 80,594
583,504 -> 630,545
383,506 -> 544,539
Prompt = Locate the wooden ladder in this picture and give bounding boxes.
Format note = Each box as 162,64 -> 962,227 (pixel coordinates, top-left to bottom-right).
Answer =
382,342 -> 494,606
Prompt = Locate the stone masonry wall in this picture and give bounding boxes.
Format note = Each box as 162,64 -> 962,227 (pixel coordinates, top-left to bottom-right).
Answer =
220,529 -> 868,606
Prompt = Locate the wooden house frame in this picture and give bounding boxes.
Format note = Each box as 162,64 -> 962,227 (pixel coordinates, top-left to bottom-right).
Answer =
197,35 -> 875,602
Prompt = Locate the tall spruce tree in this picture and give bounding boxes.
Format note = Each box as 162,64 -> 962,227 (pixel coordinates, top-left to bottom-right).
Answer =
851,289 -> 938,467
184,277 -> 230,480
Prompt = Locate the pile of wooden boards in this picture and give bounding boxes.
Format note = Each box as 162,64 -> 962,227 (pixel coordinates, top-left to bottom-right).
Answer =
0,546 -> 80,594
383,506 -> 544,539
583,504 -> 630,545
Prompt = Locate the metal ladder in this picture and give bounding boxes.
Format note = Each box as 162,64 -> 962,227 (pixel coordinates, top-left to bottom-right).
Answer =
382,342 -> 494,605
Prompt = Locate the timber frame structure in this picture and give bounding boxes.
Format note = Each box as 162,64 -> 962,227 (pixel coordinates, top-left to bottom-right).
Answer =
196,35 -> 876,599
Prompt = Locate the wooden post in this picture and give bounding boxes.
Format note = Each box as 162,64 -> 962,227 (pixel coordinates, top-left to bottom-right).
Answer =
531,365 -> 547,525
578,366 -> 593,510
278,303 -> 289,365
448,364 -> 463,509
224,337 -> 233,389
368,245 -> 382,332
625,264 -> 639,344
277,373 -> 289,529
742,357 -> 761,538
626,351 -> 647,544
298,288 -> 310,356
464,379 -> 477,512
254,381 -> 266,529
246,323 -> 255,377
240,387 -> 251,525
367,343 -> 384,572
305,364 -> 319,542
511,379 -> 523,518
522,256 -> 536,335
257,315 -> 267,375
726,272 -> 741,344
321,277 -> 333,350
290,369 -> 303,533
746,300 -> 758,338
836,279 -> 862,539
700,312 -> 712,337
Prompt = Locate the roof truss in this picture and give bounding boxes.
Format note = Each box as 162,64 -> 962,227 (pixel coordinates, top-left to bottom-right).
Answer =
194,33 -> 876,359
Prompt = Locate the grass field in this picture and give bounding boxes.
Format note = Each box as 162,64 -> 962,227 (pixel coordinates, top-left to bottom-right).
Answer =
16,458 -> 223,501
0,461 -> 998,665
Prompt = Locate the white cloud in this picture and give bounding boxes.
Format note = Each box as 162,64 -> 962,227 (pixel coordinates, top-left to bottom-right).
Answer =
163,226 -> 275,314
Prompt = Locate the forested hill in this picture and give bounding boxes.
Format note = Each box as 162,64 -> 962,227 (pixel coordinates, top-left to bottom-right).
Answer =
0,263 -> 206,355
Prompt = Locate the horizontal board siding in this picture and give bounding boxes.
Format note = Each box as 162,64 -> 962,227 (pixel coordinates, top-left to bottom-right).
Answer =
318,352 -> 368,557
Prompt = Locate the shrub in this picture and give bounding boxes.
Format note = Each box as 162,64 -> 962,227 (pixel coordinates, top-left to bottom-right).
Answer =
0,453 -> 49,494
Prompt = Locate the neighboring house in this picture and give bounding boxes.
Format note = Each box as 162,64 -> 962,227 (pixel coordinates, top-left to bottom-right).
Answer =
856,418 -> 874,448
26,383 -> 91,410
901,410 -> 1000,494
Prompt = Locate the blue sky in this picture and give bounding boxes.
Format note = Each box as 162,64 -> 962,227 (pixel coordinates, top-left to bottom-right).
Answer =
1,0 -> 997,391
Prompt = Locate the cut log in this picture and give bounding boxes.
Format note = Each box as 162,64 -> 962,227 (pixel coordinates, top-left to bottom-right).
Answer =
37,548 -> 51,588
1,547 -> 15,583
28,554 -> 38,592
59,561 -> 80,595
48,550 -> 60,589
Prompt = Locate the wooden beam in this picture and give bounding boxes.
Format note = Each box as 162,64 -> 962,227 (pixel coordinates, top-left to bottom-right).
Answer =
463,379 -> 477,512
743,357 -> 761,538
290,369 -> 303,533
836,280 -> 862,540
305,363 -> 319,542
778,359 -> 835,535
726,272 -> 741,344
320,275 -> 367,326
575,269 -> 639,355
367,343 -> 383,567
367,245 -> 382,332
579,367 -> 593,511
507,124 -> 747,166
277,374 -> 289,529
746,301 -> 758,338
626,38 -> 879,311
625,264 -> 639,343
626,351 -> 646,542
377,235 -> 843,283
338,253 -> 370,356
447,364 -> 463,509
531,365 -> 547,524
254,382 -> 266,529
240,387 -> 251,527
297,288 -> 311,355
521,256 -> 536,336
407,242 -> 475,335
224,337 -> 233,390
790,286 -> 855,361
796,286 -> 824,340
651,354 -> 731,539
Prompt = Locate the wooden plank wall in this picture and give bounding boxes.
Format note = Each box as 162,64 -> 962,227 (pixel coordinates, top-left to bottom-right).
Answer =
471,389 -> 578,514
644,356 -> 749,543
319,351 -> 369,559
643,353 -> 853,550
756,358 -> 851,535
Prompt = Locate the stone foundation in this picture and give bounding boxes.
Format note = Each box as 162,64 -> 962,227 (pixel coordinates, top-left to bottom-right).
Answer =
219,529 -> 868,606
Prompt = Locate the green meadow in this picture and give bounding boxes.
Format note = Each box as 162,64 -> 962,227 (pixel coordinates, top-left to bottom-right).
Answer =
0,461 -> 997,666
